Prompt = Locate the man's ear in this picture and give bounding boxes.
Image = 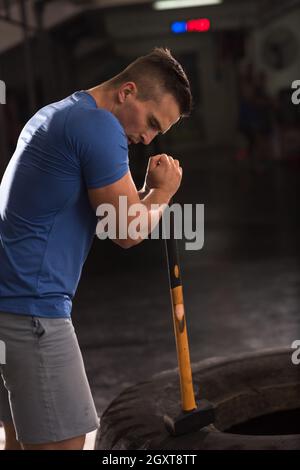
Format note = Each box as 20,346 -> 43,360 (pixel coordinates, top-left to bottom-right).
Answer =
119,82 -> 137,103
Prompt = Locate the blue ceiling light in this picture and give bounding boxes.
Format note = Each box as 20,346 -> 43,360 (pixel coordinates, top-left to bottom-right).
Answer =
171,21 -> 187,34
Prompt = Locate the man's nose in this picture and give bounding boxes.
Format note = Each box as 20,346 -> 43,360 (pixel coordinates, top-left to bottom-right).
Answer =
141,129 -> 157,145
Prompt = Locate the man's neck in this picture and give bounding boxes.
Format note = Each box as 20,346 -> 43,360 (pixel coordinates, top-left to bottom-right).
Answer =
86,83 -> 115,112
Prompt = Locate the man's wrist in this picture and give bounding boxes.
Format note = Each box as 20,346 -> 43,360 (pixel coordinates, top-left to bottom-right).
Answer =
148,187 -> 172,205
138,183 -> 151,200
139,183 -> 172,205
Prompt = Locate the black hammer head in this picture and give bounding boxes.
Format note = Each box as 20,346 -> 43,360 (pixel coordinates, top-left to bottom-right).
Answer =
164,400 -> 215,436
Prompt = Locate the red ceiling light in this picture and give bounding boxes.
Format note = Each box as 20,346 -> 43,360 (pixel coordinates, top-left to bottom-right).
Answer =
187,18 -> 210,32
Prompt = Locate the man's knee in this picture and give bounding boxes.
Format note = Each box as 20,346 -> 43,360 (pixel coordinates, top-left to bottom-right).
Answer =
3,422 -> 22,450
21,434 -> 86,450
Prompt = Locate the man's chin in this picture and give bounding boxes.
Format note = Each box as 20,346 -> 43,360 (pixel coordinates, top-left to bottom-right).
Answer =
127,136 -> 139,145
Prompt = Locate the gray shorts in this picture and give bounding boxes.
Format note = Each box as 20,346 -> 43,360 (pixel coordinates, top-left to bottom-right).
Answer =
0,312 -> 99,444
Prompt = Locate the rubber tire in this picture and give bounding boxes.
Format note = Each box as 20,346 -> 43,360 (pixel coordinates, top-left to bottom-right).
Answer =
95,348 -> 300,450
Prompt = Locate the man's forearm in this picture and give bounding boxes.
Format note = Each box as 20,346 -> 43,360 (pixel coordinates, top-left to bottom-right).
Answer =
119,188 -> 171,248
139,187 -> 171,209
139,188 -> 171,238
138,185 -> 150,200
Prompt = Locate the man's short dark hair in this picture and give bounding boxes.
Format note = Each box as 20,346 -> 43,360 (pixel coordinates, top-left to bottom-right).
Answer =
111,48 -> 192,117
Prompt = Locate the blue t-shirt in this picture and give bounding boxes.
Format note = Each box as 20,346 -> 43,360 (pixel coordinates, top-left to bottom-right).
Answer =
0,91 -> 129,318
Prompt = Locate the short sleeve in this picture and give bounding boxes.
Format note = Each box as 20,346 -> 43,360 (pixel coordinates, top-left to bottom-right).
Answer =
65,106 -> 129,189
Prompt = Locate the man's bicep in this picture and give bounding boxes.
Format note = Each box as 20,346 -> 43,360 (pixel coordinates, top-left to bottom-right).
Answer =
88,171 -> 140,212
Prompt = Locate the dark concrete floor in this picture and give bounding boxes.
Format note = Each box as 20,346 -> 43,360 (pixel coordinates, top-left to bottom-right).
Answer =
72,148 -> 300,414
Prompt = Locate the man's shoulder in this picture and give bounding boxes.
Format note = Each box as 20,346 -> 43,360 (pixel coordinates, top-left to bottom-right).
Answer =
63,92 -> 127,152
66,93 -> 123,135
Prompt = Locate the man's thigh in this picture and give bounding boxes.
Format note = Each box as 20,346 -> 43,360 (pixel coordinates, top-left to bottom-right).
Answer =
0,312 -> 99,445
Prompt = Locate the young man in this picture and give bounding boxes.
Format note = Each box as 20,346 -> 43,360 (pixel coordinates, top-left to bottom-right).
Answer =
0,48 -> 192,450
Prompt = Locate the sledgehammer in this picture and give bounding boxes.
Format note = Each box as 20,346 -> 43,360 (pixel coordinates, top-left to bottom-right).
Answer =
163,204 -> 214,436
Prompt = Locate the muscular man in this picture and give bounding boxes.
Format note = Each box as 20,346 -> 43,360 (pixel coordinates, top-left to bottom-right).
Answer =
0,48 -> 192,450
